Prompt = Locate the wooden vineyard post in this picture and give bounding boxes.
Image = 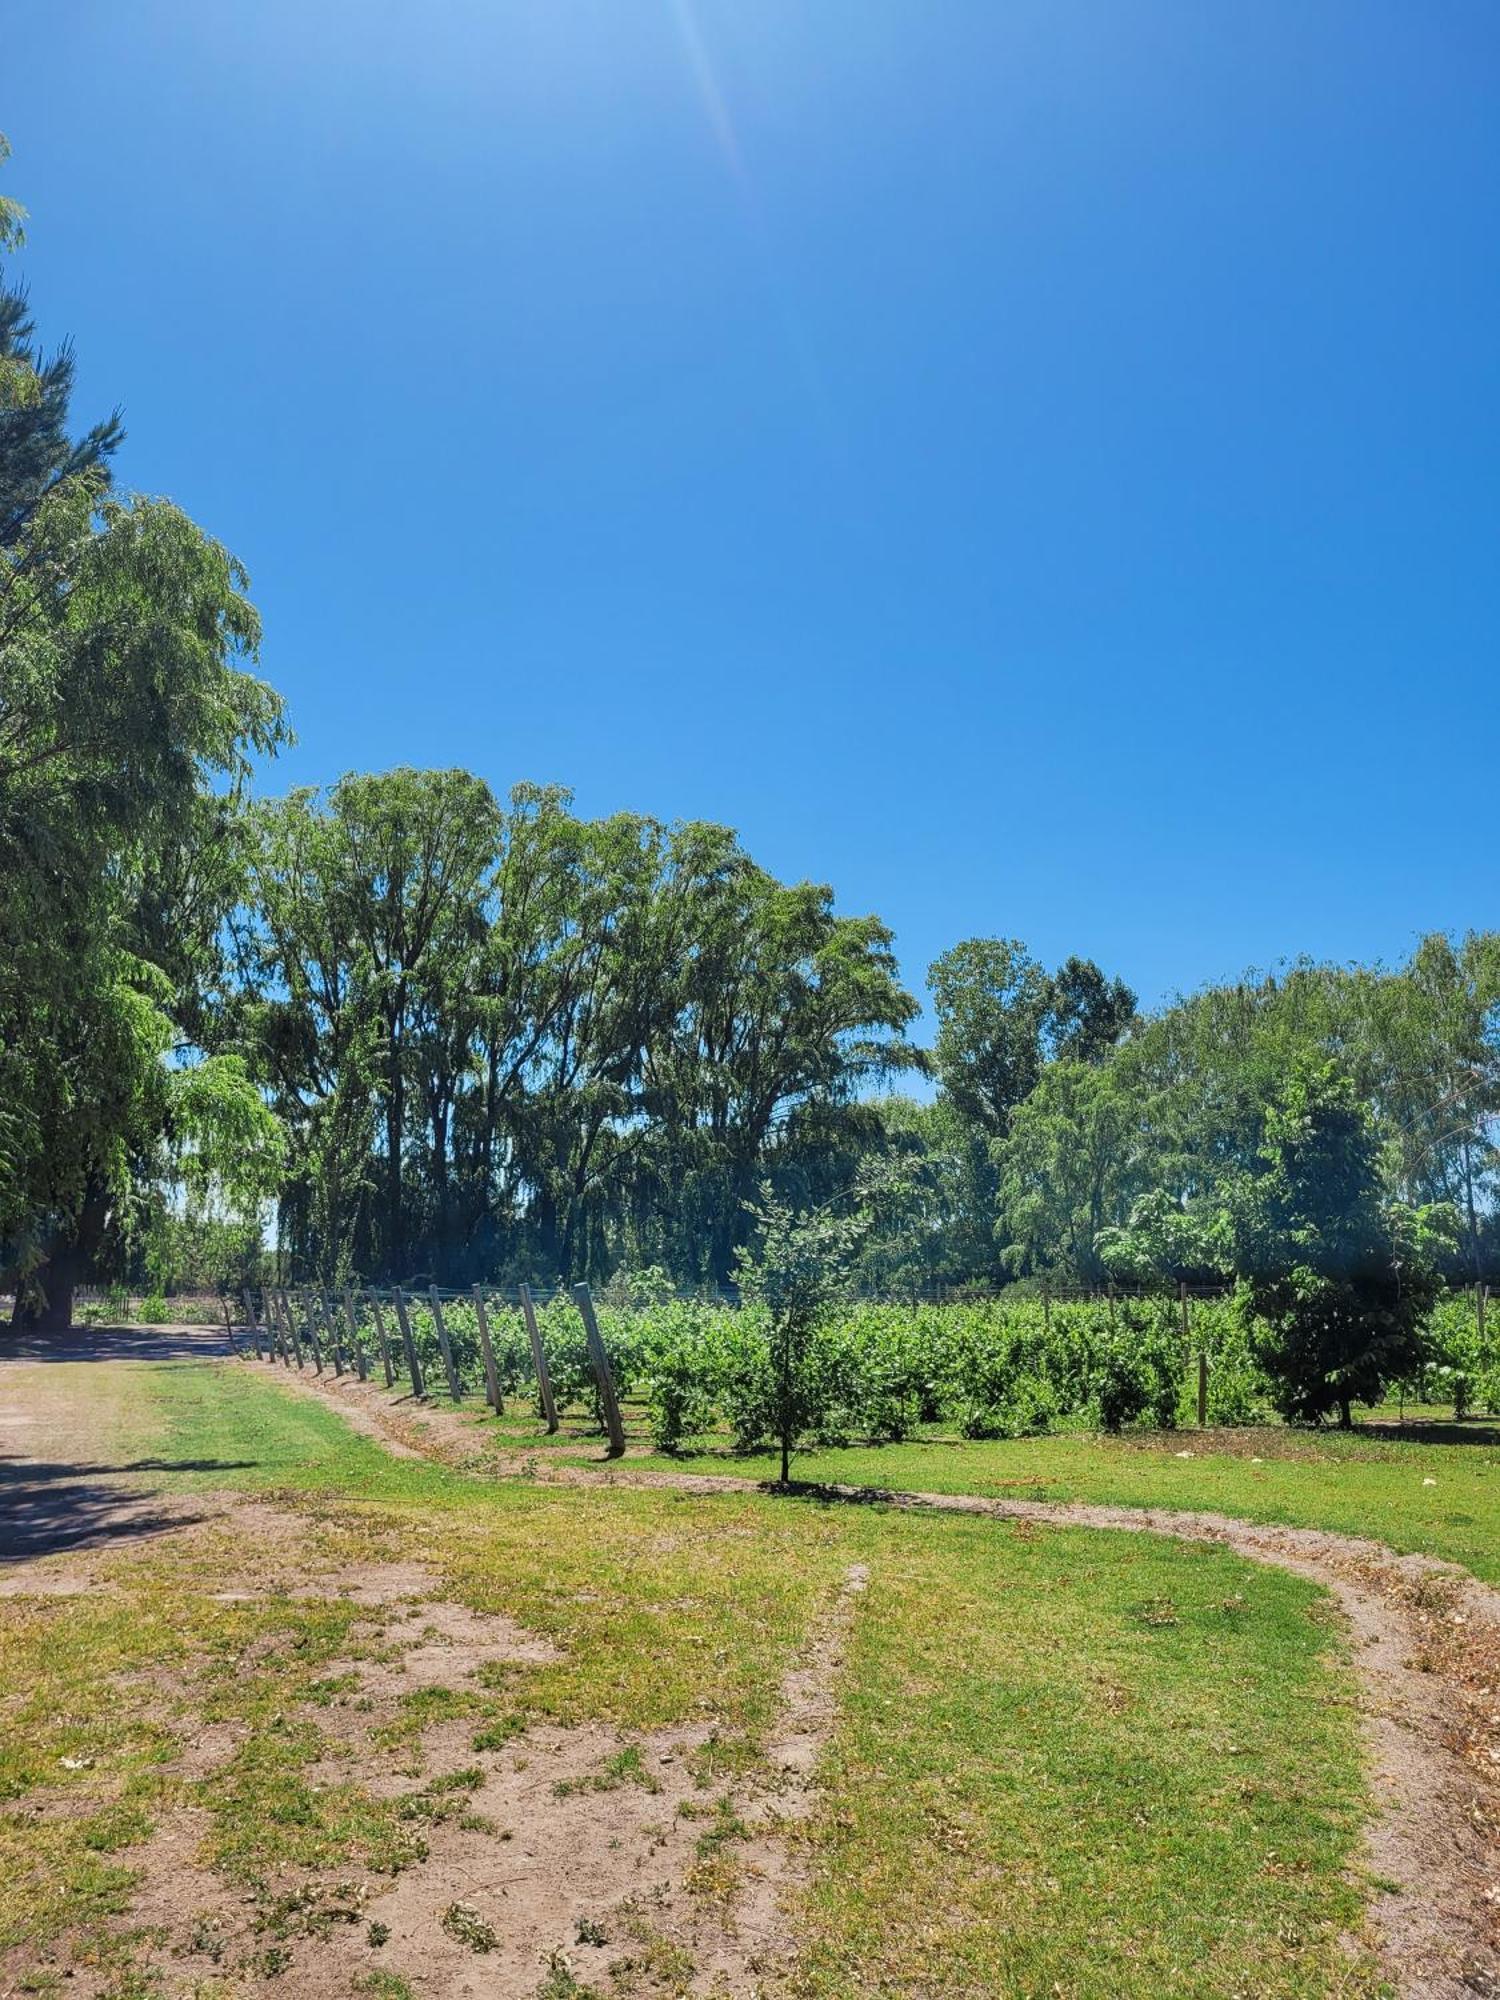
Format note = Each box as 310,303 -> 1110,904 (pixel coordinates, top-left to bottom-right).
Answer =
300,1292 -> 324,1373
221,1292 -> 237,1351
392,1288 -> 426,1399
261,1288 -> 282,1365
519,1284 -> 558,1432
471,1286 -> 503,1413
571,1283 -> 626,1457
428,1287 -> 463,1400
280,1289 -> 304,1369
342,1289 -> 368,1381
368,1292 -> 395,1388
321,1291 -> 346,1375
243,1288 -> 265,1359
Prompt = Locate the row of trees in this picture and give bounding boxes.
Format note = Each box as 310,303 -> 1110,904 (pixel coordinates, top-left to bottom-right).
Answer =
863,931 -> 1500,1295
233,775 -> 921,1286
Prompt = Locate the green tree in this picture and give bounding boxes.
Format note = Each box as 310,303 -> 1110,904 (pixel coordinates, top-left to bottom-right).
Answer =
239,769 -> 502,1280
929,939 -> 1136,1141
995,1057 -> 1145,1282
735,1168 -> 896,1484
644,834 -> 924,1282
1229,1060 -> 1448,1426
1096,1189 -> 1229,1288
929,939 -> 1053,1137
0,155 -> 285,1327
0,482 -> 286,1324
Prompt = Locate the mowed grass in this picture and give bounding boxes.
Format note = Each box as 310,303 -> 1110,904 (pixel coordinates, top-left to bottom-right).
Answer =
801,1515 -> 1372,1999
652,1423 -> 1500,1584
0,1361 -> 1385,1997
384,1366 -> 1500,1586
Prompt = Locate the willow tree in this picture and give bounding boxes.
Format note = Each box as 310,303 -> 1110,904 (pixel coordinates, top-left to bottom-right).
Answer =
0,150 -> 286,1327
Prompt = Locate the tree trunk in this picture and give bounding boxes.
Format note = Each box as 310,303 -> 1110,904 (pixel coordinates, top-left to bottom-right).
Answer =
10,1178 -> 111,1333
11,1259 -> 76,1332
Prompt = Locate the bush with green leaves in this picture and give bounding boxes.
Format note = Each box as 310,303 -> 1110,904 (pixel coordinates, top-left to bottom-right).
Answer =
1419,1288 -> 1497,1418
339,1264 -> 1496,1447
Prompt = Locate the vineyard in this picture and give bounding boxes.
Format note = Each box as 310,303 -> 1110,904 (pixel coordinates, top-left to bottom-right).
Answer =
241,1282 -> 1500,1456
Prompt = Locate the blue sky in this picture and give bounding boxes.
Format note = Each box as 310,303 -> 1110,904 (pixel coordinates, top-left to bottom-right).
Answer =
8,2 -> 1498,1035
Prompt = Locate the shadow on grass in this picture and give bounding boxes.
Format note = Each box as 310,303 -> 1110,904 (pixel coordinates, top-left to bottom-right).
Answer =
0,1452 -> 255,1565
1357,1419 -> 1500,1448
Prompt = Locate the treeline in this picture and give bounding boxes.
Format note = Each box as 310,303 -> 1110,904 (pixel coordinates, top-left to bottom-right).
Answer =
879,930 -> 1500,1294
230,773 -> 920,1286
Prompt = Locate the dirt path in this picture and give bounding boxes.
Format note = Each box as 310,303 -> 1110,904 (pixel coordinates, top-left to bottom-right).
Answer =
0,1333 -> 238,1566
255,1356 -> 1500,1998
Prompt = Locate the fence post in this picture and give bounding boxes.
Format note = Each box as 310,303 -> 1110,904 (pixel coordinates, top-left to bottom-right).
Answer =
427,1287 -> 463,1400
342,1288 -> 368,1381
300,1291 -> 324,1372
240,1288 -> 262,1359
274,1289 -> 294,1365
470,1286 -> 503,1413
222,1292 -> 238,1352
260,1288 -> 280,1364
368,1291 -> 395,1388
320,1296 -> 346,1376
519,1283 -> 558,1432
280,1288 -> 304,1369
392,1288 -> 426,1399
571,1283 -> 626,1457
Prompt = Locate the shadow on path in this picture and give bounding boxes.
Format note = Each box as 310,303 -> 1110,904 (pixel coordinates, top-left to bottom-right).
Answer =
0,1451 -> 253,1565
0,1323 -> 231,1365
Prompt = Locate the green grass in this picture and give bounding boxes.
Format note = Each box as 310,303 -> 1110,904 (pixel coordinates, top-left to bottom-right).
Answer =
801,1513 -> 1372,1997
0,1360 -> 1392,1997
651,1423 -> 1500,1583
367,1369 -> 1500,1585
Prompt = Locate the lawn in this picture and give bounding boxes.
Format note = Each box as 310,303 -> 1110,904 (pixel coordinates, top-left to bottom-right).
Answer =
0,1360 -> 1387,1998
651,1424 -> 1500,1585
399,1369 -> 1500,1587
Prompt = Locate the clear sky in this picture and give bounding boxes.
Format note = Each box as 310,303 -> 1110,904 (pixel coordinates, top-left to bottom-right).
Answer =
8,2 -> 1498,1033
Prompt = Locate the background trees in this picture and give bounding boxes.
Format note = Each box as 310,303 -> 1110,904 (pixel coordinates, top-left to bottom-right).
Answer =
231,778 -> 923,1286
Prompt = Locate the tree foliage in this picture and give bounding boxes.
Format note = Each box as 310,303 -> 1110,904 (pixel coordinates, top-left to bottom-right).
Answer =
0,153 -> 286,1325
232,776 -> 923,1285
1228,1060 -> 1449,1425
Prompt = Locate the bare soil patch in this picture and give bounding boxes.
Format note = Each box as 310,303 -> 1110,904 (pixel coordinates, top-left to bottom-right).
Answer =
0,1351 -> 870,2000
